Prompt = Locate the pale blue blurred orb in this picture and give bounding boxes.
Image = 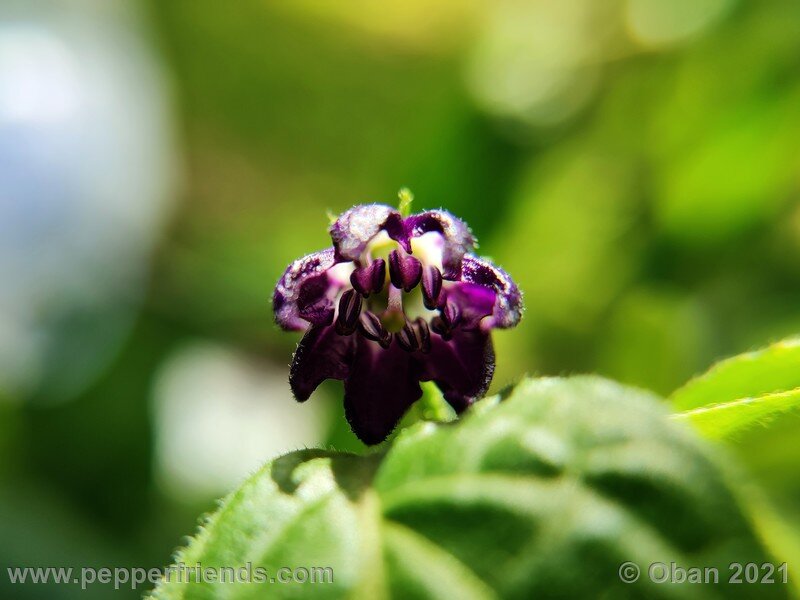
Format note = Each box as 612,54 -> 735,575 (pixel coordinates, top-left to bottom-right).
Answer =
0,2 -> 178,403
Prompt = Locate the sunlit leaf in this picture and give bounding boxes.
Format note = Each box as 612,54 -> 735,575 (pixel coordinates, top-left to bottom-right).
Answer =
670,337 -> 800,411
673,388 -> 800,440
669,337 -> 800,592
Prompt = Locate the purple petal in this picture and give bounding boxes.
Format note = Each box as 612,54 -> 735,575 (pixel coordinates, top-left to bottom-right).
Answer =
290,325 -> 355,401
460,254 -> 523,329
344,339 -> 423,445
403,210 -> 475,279
273,248 -> 337,331
297,297 -> 335,328
329,204 -> 403,263
418,328 -> 495,413
442,283 -> 496,330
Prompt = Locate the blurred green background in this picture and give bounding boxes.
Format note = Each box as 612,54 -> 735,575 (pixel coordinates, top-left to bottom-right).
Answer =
2,0 -> 800,597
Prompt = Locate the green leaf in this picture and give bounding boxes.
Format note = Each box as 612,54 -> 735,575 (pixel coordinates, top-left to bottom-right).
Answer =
669,335 -> 800,440
151,377 -> 784,599
672,388 -> 800,440
670,337 -> 800,411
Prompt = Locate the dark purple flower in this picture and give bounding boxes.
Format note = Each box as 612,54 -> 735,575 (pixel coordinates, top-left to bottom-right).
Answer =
273,203 -> 523,445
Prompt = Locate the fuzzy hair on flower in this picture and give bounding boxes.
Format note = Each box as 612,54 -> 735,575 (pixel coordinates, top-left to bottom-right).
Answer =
273,200 -> 523,445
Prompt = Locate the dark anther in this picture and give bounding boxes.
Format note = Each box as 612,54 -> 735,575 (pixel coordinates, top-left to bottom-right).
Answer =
388,250 -> 423,292
349,268 -> 369,297
441,300 -> 461,329
415,317 -> 431,353
350,258 -> 386,297
430,316 -> 452,341
378,332 -> 392,348
358,311 -> 386,341
369,258 -> 386,294
396,319 -> 431,353
335,289 -> 362,335
421,265 -> 443,309
396,320 -> 420,352
357,311 -> 392,348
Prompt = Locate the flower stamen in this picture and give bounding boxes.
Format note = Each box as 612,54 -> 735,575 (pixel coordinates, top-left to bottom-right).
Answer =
350,258 -> 386,298
335,289 -> 362,335
421,265 -> 443,309
431,301 -> 461,341
358,311 -> 392,348
388,249 -> 422,292
396,320 -> 420,352
415,317 -> 432,353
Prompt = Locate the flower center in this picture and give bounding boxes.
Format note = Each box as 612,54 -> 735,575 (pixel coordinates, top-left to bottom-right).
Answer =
332,231 -> 457,351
